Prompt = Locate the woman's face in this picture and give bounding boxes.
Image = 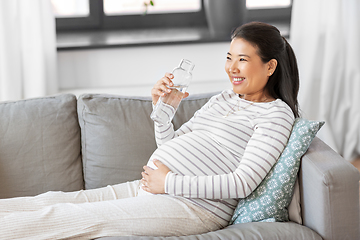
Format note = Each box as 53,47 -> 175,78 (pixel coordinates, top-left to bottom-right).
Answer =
225,38 -> 276,101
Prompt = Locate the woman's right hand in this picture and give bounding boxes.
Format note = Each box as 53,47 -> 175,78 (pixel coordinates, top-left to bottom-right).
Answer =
151,73 -> 174,105
151,73 -> 189,105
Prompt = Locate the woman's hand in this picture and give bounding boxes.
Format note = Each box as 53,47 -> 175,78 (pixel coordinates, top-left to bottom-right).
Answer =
151,73 -> 189,105
141,160 -> 171,194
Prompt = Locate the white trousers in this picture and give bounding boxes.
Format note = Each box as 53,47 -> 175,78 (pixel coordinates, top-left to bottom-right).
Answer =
0,180 -> 223,239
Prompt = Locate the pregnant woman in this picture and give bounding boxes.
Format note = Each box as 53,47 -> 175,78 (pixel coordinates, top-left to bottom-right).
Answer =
0,22 -> 299,239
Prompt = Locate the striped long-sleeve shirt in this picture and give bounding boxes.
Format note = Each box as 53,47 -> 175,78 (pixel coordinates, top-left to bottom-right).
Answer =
146,89 -> 295,226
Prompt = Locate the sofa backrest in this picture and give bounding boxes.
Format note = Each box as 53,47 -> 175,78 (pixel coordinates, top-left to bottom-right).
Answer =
77,93 -> 214,190
0,94 -> 84,198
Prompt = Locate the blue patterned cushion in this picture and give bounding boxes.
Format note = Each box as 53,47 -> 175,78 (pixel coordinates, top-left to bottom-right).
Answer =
229,118 -> 324,224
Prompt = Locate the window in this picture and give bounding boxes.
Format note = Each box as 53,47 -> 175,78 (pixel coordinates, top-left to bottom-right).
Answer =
53,0 -> 205,31
52,0 -> 89,17
247,0 -> 291,9
103,0 -> 201,15
52,0 -> 292,31
247,0 -> 291,23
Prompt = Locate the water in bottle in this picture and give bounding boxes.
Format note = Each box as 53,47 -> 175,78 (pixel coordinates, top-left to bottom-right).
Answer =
150,59 -> 195,125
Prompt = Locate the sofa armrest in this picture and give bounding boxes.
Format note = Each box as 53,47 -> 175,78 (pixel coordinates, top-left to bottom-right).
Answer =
300,137 -> 360,240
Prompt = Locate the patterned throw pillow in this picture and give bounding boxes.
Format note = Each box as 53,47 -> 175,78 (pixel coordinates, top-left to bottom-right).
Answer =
229,118 -> 325,224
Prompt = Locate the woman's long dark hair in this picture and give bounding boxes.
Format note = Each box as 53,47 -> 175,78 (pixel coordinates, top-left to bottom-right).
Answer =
231,22 -> 300,118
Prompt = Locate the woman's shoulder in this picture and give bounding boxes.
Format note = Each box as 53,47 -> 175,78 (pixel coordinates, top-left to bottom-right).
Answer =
248,99 -> 294,133
258,99 -> 295,123
268,98 -> 292,111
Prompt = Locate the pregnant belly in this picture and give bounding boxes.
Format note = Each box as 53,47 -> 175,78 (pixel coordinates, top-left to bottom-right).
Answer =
146,132 -> 239,177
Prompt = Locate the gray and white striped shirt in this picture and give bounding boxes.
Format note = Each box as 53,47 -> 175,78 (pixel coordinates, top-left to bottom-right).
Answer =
148,89 -> 294,226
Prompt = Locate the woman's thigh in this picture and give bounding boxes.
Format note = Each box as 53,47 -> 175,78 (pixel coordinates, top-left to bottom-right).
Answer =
96,194 -> 222,237
0,194 -> 222,239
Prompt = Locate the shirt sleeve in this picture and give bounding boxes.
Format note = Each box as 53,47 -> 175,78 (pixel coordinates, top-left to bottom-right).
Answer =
154,96 -> 214,147
164,107 -> 295,199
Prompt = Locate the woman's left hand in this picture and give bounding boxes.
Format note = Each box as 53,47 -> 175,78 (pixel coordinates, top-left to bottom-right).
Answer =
141,160 -> 171,194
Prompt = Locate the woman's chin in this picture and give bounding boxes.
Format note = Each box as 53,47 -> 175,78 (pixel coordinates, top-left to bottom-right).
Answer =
231,86 -> 244,95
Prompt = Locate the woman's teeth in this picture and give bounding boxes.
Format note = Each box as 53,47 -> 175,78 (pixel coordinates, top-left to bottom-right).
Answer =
233,77 -> 245,82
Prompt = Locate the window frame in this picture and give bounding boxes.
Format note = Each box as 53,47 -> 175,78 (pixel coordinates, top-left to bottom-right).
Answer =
55,0 -> 292,32
248,6 -> 292,23
55,0 -> 103,30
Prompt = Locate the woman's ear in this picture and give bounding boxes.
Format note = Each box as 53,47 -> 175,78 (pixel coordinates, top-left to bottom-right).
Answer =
268,59 -> 278,76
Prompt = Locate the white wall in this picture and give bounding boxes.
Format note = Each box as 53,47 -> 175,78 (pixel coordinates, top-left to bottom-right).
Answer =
57,42 -> 232,96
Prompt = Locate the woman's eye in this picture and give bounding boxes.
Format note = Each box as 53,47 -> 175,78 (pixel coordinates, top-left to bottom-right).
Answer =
226,56 -> 231,60
240,58 -> 246,61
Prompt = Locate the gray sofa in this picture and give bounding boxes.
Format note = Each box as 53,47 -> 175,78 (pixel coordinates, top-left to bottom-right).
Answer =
0,93 -> 358,240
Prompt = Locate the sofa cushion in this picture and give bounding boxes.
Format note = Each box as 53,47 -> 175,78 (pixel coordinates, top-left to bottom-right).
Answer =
96,222 -> 322,240
77,93 -> 213,190
230,118 -> 324,224
0,94 -> 83,198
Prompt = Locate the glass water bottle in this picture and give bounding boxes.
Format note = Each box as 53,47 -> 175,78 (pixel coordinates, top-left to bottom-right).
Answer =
150,59 -> 195,125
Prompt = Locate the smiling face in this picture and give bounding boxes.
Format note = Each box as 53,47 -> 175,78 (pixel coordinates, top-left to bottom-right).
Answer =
225,38 -> 277,102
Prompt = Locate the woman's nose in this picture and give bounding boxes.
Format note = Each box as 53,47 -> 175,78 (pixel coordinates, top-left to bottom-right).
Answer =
229,63 -> 238,73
